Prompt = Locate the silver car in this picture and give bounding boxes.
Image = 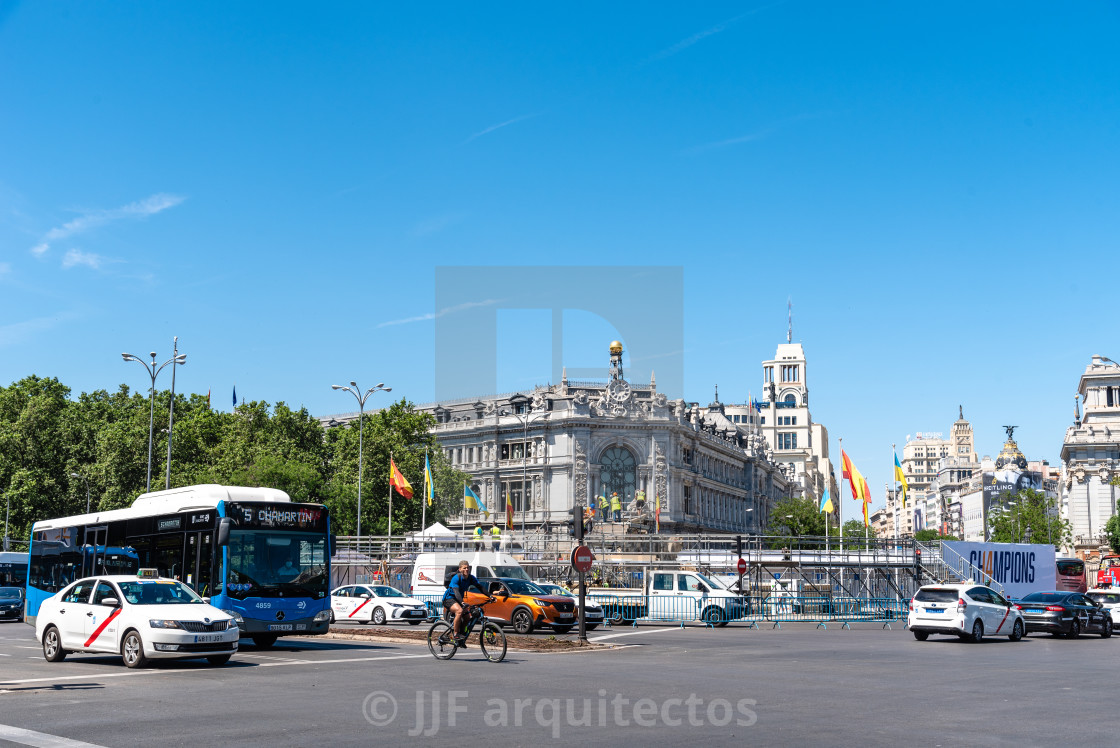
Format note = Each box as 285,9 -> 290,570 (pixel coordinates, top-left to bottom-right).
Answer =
537,583 -> 604,631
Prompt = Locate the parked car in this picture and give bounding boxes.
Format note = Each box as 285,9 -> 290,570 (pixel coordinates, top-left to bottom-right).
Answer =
0,586 -> 24,621
1015,591 -> 1113,638
477,577 -> 577,634
536,583 -> 604,630
908,583 -> 1024,642
35,573 -> 239,667
330,584 -> 431,625
1085,588 -> 1120,630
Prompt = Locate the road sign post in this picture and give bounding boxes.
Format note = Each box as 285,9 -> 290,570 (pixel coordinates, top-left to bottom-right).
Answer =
571,543 -> 593,644
737,556 -> 746,595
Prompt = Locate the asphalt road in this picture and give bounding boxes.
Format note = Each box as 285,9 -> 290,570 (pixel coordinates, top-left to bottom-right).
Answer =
0,620 -> 1106,746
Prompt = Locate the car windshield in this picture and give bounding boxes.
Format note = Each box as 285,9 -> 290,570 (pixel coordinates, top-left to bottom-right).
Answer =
1021,592 -> 1068,603
118,580 -> 204,605
493,566 -> 530,581
1088,592 -> 1120,604
370,586 -> 405,598
226,530 -> 328,600
0,587 -> 22,599
540,584 -> 574,598
914,588 -> 960,603
505,579 -> 545,595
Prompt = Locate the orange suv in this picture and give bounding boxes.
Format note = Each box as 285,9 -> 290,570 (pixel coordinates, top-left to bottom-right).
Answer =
478,577 -> 577,634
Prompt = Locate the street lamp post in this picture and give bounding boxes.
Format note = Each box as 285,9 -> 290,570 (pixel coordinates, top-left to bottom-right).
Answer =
332,382 -> 392,554
164,336 -> 186,490
507,402 -> 550,536
122,345 -> 186,492
3,494 -> 8,552
70,472 -> 91,513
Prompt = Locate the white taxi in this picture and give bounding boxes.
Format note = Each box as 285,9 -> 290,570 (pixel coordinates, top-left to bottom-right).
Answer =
36,571 -> 239,668
1085,587 -> 1120,630
908,582 -> 1025,642
330,584 -> 432,625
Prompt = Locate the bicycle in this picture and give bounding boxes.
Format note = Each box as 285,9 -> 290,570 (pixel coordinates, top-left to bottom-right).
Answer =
428,599 -> 507,662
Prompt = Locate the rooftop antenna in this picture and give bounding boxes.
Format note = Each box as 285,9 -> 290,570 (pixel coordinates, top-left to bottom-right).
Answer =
787,297 -> 793,343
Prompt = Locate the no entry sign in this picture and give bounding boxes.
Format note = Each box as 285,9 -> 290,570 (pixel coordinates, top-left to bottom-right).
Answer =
572,545 -> 594,573
737,557 -> 747,574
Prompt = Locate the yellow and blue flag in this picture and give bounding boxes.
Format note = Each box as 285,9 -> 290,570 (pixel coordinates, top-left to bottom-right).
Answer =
464,484 -> 488,517
423,453 -> 434,507
894,452 -> 908,508
819,488 -> 834,514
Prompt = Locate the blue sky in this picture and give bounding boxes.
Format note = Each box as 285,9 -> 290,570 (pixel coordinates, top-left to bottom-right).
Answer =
2,2 -> 1118,509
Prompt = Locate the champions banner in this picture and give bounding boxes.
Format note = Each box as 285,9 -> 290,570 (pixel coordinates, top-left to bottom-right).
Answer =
942,542 -> 1056,599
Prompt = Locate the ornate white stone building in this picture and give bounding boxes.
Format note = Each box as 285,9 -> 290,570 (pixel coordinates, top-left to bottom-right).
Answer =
1061,355 -> 1120,556
324,342 -> 793,534
725,341 -> 837,506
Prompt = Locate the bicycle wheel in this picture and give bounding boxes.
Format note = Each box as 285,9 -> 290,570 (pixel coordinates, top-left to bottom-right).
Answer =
427,621 -> 458,660
479,622 -> 507,663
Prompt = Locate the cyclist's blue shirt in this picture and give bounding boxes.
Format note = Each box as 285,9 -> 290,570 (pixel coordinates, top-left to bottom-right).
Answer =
444,572 -> 485,603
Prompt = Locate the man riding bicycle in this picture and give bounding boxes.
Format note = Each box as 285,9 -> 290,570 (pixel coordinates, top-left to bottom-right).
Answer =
443,560 -> 490,646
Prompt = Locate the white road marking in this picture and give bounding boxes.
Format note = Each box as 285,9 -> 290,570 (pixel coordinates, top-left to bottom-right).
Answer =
0,653 -> 431,687
0,653 -> 10,656
0,723 -> 107,747
589,627 -> 680,642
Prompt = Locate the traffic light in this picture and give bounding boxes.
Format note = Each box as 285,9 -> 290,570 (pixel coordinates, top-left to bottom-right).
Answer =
915,548 -> 923,569
567,505 -> 584,541
736,535 -> 742,558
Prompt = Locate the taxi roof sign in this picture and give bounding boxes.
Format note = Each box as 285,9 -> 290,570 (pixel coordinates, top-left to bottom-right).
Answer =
137,568 -> 160,579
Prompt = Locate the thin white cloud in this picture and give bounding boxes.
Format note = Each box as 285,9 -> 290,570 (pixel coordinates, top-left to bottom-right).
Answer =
646,2 -> 786,64
413,211 -> 468,237
0,310 -> 81,347
463,113 -> 541,144
683,112 -> 832,154
32,192 -> 185,257
61,249 -> 104,270
378,299 -> 502,328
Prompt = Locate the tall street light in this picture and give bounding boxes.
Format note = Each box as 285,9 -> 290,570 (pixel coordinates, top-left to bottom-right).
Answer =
70,472 -> 91,513
332,382 -> 392,552
122,346 -> 186,492
3,494 -> 8,552
163,336 -> 187,490
506,400 -> 550,535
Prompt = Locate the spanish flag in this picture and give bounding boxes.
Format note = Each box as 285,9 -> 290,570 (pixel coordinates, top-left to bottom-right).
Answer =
390,459 -> 413,499
842,450 -> 871,503
505,490 -> 515,530
894,452 -> 908,509
655,495 -> 661,533
863,498 -> 870,527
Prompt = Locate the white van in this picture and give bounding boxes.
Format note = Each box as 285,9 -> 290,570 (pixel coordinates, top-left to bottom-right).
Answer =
409,551 -> 531,598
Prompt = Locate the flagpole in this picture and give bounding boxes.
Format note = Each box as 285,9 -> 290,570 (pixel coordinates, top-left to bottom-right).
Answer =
421,450 -> 428,536
842,434 -> 846,553
388,450 -> 394,561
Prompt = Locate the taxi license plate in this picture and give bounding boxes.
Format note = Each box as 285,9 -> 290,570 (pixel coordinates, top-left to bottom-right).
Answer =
195,634 -> 223,643
1025,609 -> 1043,614
924,608 -> 943,614
269,624 -> 294,631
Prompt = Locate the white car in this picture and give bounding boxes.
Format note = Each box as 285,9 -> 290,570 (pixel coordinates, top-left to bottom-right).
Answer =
908,583 -> 1025,642
536,583 -> 605,630
330,584 -> 431,625
1085,588 -> 1120,630
35,573 -> 239,668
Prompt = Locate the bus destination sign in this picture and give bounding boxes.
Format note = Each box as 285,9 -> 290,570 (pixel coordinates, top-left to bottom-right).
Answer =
228,502 -> 328,531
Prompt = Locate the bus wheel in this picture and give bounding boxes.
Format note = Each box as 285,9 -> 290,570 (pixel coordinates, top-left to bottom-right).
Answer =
252,634 -> 278,649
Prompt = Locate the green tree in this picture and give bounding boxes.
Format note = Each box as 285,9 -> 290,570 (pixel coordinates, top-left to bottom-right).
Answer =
914,529 -> 958,542
1104,515 -> 1120,554
987,489 -> 1070,546
765,496 -> 826,538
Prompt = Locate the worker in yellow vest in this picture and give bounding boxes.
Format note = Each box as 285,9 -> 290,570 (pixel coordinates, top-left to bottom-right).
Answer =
611,492 -> 622,523
490,523 -> 501,552
472,522 -> 483,551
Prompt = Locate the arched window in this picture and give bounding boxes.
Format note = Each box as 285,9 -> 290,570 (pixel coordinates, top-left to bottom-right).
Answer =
783,394 -> 797,405
599,447 -> 637,503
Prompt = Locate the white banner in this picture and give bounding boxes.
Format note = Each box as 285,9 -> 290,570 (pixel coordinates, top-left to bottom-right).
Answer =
942,542 -> 1056,599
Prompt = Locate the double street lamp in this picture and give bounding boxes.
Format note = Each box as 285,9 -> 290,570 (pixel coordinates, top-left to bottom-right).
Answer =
331,382 -> 392,551
506,401 -> 551,534
122,340 -> 186,492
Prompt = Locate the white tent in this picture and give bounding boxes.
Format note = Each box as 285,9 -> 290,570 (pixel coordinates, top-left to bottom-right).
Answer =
407,522 -> 459,540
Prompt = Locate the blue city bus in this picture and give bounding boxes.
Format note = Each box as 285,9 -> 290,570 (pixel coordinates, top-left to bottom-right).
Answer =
0,551 -> 29,587
27,484 -> 333,647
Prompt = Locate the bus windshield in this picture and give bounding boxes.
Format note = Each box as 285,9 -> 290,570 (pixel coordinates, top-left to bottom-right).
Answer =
226,530 -> 328,599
